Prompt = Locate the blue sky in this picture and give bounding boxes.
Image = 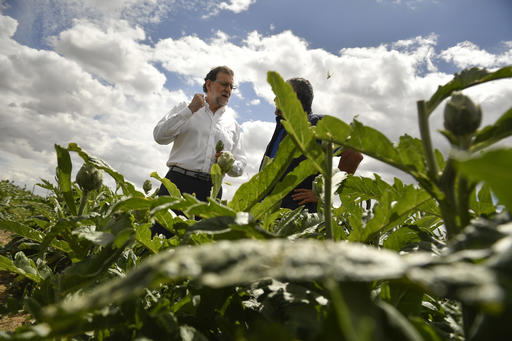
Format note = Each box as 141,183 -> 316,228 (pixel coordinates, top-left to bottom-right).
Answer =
0,0 -> 511,199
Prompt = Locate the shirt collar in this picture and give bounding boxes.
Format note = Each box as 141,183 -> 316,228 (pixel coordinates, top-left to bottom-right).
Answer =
205,104 -> 227,115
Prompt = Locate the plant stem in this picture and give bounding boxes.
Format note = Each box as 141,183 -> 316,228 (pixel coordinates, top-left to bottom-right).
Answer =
78,190 -> 89,216
417,100 -> 439,182
457,176 -> 471,228
325,142 -> 333,240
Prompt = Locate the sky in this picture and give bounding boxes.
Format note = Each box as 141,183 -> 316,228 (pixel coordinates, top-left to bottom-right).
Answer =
0,0 -> 511,200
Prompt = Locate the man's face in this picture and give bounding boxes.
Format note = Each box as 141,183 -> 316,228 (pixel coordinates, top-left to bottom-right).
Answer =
206,72 -> 234,109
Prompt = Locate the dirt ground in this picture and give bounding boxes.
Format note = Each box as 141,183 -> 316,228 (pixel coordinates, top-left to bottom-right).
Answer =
0,229 -> 29,332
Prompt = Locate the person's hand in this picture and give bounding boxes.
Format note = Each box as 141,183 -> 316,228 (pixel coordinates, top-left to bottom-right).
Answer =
188,93 -> 205,113
291,188 -> 318,205
338,148 -> 363,174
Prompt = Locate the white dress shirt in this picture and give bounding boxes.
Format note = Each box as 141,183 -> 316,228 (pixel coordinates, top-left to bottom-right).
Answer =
153,102 -> 247,176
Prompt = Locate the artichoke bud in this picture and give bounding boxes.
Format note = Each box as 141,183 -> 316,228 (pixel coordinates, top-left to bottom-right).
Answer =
143,179 -> 152,194
76,163 -> 103,192
216,140 -> 224,153
217,151 -> 235,174
443,91 -> 482,136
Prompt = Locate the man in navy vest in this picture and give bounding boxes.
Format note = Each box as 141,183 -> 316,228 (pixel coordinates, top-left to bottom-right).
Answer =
260,77 -> 363,212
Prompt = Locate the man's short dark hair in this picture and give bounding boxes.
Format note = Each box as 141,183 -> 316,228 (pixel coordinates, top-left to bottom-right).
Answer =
287,78 -> 314,114
203,66 -> 234,93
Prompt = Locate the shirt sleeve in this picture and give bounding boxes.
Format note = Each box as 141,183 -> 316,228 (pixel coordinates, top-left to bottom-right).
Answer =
153,102 -> 193,145
227,122 -> 247,177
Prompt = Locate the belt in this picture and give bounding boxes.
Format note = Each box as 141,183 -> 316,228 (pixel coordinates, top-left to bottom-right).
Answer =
169,165 -> 211,182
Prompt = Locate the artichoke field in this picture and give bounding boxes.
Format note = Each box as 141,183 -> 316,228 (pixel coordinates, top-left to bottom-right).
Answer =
0,66 -> 511,340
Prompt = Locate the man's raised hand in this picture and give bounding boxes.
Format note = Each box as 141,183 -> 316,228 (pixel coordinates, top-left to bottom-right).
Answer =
188,93 -> 205,113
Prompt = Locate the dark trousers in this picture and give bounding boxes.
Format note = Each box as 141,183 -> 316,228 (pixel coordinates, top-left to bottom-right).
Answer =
151,168 -> 222,238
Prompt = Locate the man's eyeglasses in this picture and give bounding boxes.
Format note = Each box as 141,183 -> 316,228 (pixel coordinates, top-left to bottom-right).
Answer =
214,80 -> 237,90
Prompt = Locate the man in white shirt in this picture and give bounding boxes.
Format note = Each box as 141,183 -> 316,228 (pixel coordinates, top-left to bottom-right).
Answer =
153,66 -> 247,237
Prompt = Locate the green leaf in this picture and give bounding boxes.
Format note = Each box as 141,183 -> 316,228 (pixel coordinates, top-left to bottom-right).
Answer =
425,66 -> 512,116
58,232 -> 134,294
472,107 -> 512,152
55,144 -> 77,215
210,163 -> 223,199
151,171 -> 181,198
377,300 -> 424,341
315,118 -> 433,185
469,183 -> 497,217
455,149 -> 512,212
135,223 -> 162,253
186,215 -> 276,240
349,180 -> 433,243
314,115 -> 351,143
0,253 -> 41,283
250,158 -> 319,220
382,280 -> 424,318
39,234 -> 510,330
187,198 -> 236,219
40,239 -> 408,323
383,226 -> 422,252
229,135 -> 301,212
0,219 -> 71,253
267,71 -> 326,175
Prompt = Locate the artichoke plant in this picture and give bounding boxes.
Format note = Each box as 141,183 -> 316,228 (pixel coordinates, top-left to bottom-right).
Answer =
76,163 -> 103,215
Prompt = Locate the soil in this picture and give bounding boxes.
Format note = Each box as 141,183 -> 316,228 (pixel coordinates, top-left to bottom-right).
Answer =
0,230 -> 29,332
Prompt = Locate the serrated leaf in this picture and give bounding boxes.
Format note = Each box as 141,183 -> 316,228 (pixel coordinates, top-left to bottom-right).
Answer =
348,180 -> 433,243
135,223 -> 162,253
383,226 -> 422,252
455,149 -> 512,212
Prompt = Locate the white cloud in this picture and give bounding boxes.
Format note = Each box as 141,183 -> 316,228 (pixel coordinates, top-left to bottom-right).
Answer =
50,19 -> 165,94
203,0 -> 256,18
218,0 -> 256,13
440,41 -> 512,69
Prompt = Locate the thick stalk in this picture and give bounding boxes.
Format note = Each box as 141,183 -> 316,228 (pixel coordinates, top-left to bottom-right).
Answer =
417,100 -> 439,182
438,199 -> 458,239
324,142 -> 333,240
78,190 -> 89,216
457,177 -> 471,228
456,135 -> 473,229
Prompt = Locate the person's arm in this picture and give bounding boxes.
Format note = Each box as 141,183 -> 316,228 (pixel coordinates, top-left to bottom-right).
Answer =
153,94 -> 205,145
